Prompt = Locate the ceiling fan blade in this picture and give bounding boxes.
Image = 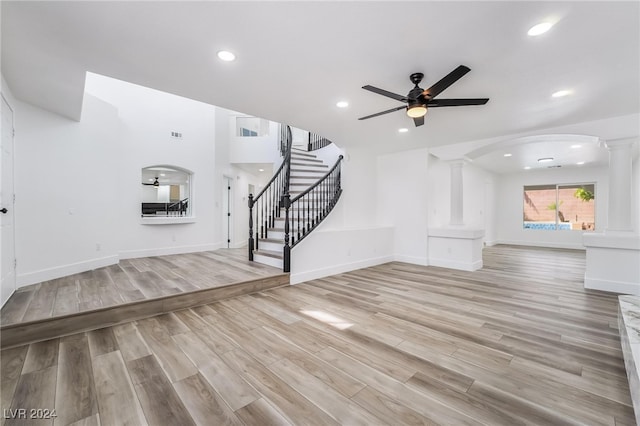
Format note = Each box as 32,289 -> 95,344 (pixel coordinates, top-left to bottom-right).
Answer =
413,116 -> 425,127
422,65 -> 471,99
427,98 -> 489,107
358,106 -> 406,120
362,85 -> 408,102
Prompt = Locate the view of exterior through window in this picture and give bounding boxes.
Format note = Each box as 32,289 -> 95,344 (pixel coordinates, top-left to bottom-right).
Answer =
523,183 -> 595,231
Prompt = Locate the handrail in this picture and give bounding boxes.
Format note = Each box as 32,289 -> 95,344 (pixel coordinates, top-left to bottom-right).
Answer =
282,154 -> 343,271
290,155 -> 343,203
248,124 -> 292,260
308,132 -> 332,151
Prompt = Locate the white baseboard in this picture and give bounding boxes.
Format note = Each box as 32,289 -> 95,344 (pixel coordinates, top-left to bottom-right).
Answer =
584,274 -> 640,295
231,240 -> 248,249
484,240 -> 498,247
17,255 -> 119,288
428,257 -> 483,271
119,243 -> 219,260
393,254 -> 429,266
495,239 -> 585,250
290,255 -> 394,285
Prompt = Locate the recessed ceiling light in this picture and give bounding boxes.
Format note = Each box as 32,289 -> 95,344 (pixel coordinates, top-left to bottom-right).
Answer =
398,128 -> 409,133
571,144 -> 582,148
258,168 -> 264,172
552,90 -> 572,98
538,157 -> 554,163
217,50 -> 236,62
148,178 -> 154,181
528,22 -> 553,36
336,101 -> 349,108
577,161 -> 585,165
524,166 -> 531,170
504,153 -> 512,157
160,173 -> 166,177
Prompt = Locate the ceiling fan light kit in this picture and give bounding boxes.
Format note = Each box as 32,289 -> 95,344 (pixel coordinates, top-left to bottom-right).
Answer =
359,65 -> 489,127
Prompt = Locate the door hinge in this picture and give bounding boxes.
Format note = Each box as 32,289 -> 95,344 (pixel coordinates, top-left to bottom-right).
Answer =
227,239 -> 231,243
227,212 -> 231,217
228,186 -> 231,190
14,259 -> 17,269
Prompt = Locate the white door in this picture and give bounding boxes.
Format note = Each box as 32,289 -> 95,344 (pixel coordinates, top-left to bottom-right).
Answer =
1,94 -> 16,307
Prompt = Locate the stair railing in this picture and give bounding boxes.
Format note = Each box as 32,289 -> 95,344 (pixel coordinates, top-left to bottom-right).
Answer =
307,132 -> 332,151
282,155 -> 343,272
248,124 -> 292,260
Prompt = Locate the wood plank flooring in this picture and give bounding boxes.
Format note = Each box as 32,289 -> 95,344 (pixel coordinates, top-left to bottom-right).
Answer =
1,245 -> 635,425
1,249 -> 281,327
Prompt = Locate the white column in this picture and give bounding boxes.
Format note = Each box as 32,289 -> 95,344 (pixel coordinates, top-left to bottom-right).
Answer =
449,160 -> 464,226
606,140 -> 634,232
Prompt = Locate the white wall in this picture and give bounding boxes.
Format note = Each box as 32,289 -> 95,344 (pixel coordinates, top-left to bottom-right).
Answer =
84,74 -> 219,260
229,118 -> 280,164
14,95 -> 121,285
427,155 -> 498,244
377,148 -> 429,265
495,166 -> 608,249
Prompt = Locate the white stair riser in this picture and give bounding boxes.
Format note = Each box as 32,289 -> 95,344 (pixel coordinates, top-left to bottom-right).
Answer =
289,170 -> 327,178
253,254 -> 283,268
267,230 -> 285,240
257,240 -> 282,252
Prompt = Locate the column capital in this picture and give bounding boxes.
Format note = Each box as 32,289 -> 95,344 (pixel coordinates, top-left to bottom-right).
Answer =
604,138 -> 638,150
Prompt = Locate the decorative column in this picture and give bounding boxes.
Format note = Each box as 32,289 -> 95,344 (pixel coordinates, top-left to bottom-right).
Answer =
428,158 -> 484,271
450,160 -> 464,226
583,138 -> 640,295
606,140 -> 633,232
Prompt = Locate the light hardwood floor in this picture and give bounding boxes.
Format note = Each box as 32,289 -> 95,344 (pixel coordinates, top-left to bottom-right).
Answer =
0,249 -> 281,326
1,245 -> 634,425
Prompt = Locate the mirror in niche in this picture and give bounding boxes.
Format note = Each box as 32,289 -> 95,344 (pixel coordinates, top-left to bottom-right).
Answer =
141,166 -> 192,217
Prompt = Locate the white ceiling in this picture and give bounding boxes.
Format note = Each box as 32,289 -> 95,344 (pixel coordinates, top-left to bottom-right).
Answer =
2,1 -> 639,165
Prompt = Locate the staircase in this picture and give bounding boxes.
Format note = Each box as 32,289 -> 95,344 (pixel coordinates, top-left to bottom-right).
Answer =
248,125 -> 343,272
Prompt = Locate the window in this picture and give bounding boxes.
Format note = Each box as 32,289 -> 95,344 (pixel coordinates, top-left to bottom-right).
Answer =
236,116 -> 269,137
141,166 -> 192,217
523,183 -> 595,231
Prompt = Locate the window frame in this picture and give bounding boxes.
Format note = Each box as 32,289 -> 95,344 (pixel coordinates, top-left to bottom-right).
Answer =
522,182 -> 596,231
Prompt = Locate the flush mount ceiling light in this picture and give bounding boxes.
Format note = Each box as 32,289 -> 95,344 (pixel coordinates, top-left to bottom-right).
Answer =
528,22 -> 553,36
577,161 -> 585,165
258,168 -> 264,172
217,50 -> 236,62
571,144 -> 582,148
336,101 -> 349,108
552,89 -> 572,98
524,166 -> 532,170
504,153 -> 512,157
538,157 -> 554,163
398,128 -> 409,133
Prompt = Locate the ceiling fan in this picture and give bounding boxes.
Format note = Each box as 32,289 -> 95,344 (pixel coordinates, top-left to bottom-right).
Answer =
142,177 -> 160,187
358,65 -> 489,127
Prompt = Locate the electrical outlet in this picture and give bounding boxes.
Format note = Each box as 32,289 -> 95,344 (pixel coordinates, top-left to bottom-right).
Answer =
170,131 -> 183,140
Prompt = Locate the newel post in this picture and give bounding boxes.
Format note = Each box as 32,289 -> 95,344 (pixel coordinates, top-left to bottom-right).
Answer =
248,194 -> 254,261
283,193 -> 291,273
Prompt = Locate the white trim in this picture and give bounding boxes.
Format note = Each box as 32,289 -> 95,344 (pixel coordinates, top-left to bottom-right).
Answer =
140,217 -> 196,225
428,257 -> 483,271
17,255 -> 119,288
495,239 -> 586,250
393,255 -> 428,266
584,275 -> 640,296
290,255 -> 394,285
119,243 -> 219,260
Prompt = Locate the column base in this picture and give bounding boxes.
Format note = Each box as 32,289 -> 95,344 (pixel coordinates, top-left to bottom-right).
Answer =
583,232 -> 640,295
428,227 -> 484,271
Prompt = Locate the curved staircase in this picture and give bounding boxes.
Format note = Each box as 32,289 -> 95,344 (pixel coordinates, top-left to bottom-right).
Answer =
248,125 -> 342,272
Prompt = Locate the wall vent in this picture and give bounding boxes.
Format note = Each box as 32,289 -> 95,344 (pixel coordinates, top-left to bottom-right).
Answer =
171,131 -> 183,139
